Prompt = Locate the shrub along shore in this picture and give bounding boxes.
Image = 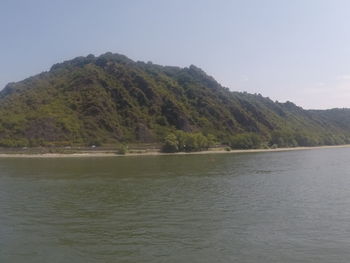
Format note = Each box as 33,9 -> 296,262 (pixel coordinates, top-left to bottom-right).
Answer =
0,142 -> 350,158
1,130 -> 350,156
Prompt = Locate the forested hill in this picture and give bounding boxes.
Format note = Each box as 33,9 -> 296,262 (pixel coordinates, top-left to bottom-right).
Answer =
0,52 -> 350,149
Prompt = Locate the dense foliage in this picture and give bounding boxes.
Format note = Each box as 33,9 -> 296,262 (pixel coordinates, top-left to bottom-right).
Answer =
227,133 -> 263,149
1,52 -> 350,149
162,131 -> 215,152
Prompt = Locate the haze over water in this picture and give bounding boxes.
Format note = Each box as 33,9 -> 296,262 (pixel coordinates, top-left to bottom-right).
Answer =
1,148 -> 350,262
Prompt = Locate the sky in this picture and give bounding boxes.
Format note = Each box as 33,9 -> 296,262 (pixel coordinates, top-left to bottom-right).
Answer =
1,0 -> 350,109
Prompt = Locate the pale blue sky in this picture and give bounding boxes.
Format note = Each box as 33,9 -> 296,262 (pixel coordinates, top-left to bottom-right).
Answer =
1,0 -> 350,109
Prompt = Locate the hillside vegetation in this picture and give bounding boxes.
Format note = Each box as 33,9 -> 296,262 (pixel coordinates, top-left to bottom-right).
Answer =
1,52 -> 350,150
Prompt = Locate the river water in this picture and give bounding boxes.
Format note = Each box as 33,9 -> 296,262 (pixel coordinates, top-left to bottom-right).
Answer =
1,148 -> 350,262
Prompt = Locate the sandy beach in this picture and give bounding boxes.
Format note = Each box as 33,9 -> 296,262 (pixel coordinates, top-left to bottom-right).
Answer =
0,144 -> 349,158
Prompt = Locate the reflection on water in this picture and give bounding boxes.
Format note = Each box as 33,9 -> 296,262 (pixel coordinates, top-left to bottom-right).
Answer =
1,148 -> 350,262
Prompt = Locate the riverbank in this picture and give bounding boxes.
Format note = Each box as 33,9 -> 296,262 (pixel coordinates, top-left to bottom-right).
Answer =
0,144 -> 349,158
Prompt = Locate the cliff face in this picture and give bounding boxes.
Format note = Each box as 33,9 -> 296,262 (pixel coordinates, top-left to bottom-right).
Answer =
0,52 -> 349,147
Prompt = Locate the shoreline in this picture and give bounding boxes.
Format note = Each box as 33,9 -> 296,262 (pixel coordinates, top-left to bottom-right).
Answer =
0,144 -> 349,158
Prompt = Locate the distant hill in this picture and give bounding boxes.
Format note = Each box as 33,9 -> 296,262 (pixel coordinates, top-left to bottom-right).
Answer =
0,52 -> 350,149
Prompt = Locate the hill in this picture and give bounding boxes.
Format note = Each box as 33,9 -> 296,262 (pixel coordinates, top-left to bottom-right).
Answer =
0,52 -> 350,150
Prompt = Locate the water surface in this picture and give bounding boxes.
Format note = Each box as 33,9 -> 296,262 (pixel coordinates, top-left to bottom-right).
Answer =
1,148 -> 350,262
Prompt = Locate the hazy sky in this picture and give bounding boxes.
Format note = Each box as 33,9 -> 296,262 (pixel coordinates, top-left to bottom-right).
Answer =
1,0 -> 350,109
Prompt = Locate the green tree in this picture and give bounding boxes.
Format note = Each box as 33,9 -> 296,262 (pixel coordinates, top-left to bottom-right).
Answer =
162,133 -> 179,153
